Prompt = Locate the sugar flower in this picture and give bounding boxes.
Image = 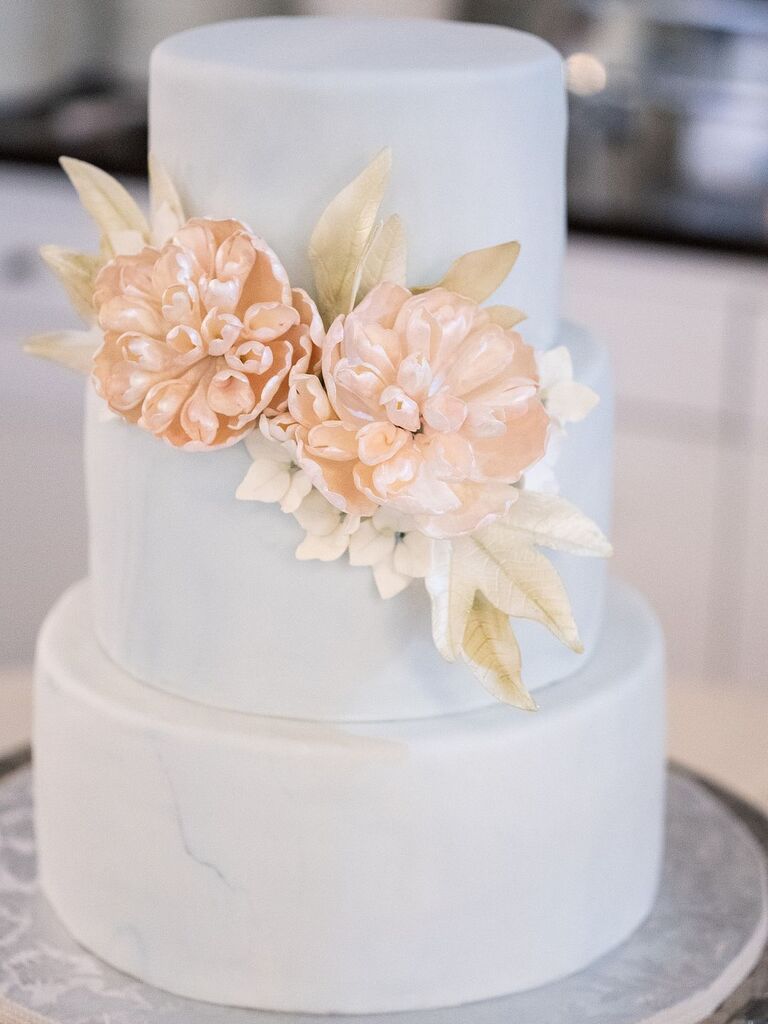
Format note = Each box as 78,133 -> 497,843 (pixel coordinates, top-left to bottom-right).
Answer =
537,345 -> 598,427
285,282 -> 549,538
236,427 -> 312,514
349,508 -> 432,598
92,218 -> 322,450
523,345 -> 600,494
238,413 -> 428,592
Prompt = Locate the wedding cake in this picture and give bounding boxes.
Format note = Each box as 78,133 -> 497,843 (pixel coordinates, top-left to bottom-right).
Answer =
30,16 -> 665,1015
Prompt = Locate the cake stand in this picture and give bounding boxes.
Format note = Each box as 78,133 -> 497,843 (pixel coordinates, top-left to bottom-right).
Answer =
0,755 -> 766,1024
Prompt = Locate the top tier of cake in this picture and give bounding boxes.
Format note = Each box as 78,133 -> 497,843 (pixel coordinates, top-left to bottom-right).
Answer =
149,17 -> 567,348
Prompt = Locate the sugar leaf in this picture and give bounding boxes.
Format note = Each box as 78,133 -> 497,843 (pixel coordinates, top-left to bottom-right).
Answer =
425,539 -> 477,661
148,153 -> 186,245
355,213 -> 407,304
308,148 -> 392,325
423,501 -> 602,704
39,246 -> 99,323
485,304 -> 527,328
498,491 -> 612,557
472,529 -> 583,652
60,157 -> 149,257
462,593 -> 535,710
414,240 -> 520,303
23,329 -> 99,374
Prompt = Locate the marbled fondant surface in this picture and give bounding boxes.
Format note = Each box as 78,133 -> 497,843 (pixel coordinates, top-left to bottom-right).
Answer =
7,769 -> 767,1024
150,17 -> 566,349
34,579 -> 664,1014
86,323 -> 613,721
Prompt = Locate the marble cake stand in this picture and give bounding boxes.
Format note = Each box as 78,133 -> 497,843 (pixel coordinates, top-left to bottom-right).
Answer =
0,760 -> 767,1024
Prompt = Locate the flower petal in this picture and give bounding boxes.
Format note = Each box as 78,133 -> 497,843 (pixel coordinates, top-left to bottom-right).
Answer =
296,522 -> 350,561
236,458 -> 291,503
372,556 -> 413,599
293,488 -> 342,537
348,519 -> 397,567
280,469 -> 313,513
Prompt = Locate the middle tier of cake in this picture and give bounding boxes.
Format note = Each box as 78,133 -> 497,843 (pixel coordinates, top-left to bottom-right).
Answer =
85,322 -> 613,722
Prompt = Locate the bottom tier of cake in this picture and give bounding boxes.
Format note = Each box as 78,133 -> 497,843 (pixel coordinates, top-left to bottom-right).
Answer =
33,579 -> 665,1015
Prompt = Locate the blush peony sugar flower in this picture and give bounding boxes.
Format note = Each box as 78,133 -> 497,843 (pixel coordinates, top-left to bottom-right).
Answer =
283,282 -> 550,538
92,218 -> 322,449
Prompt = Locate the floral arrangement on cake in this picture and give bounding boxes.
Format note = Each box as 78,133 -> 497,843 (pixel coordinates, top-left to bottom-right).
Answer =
27,149 -> 610,710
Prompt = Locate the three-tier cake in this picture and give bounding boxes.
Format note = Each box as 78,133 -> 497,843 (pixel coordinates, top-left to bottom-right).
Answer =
31,16 -> 665,1015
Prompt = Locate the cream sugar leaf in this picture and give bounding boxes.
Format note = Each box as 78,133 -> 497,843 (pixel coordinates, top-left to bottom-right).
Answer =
485,304 -> 527,329
60,156 -> 150,258
308,147 -> 395,326
39,246 -> 100,323
462,593 -> 534,710
354,213 -> 407,309
425,495 -> 610,709
24,329 -> 102,375
412,240 -> 521,304
148,152 -> 187,246
29,155 -> 188,373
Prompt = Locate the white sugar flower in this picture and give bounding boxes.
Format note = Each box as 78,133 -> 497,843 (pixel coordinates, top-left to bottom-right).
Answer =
349,508 -> 432,599
293,489 -> 360,562
536,345 -> 598,427
523,346 -> 599,495
236,429 -> 312,514
237,418 -> 359,561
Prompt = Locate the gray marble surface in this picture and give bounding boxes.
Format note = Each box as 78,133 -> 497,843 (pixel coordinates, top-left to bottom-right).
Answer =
0,759 -> 766,1024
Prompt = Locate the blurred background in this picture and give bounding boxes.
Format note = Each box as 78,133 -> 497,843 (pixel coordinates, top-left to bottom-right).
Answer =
1,1 -> 767,799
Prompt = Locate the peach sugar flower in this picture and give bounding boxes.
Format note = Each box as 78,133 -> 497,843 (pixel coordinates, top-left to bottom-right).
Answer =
92,218 -> 322,449
277,282 -> 550,539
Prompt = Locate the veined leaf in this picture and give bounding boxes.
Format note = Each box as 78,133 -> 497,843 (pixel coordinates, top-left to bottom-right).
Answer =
414,240 -> 520,303
425,516 -> 585,684
39,246 -> 99,323
463,593 -> 535,710
355,213 -> 407,305
485,304 -> 526,329
423,490 -> 613,706
24,329 -> 99,374
149,153 -> 186,245
60,157 -> 149,257
348,218 -> 383,316
425,539 -> 476,661
498,491 -> 612,557
459,528 -> 583,652
308,148 -> 392,325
